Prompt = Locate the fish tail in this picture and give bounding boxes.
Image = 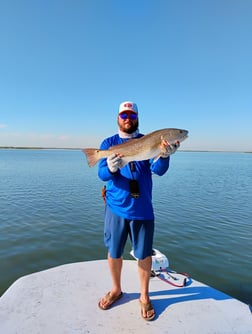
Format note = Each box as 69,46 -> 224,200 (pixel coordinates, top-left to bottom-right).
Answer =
82,148 -> 101,167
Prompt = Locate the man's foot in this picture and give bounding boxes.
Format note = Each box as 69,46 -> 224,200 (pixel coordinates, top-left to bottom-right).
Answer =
139,299 -> 155,321
98,292 -> 123,310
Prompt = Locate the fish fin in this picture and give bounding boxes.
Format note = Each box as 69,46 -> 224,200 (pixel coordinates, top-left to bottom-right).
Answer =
82,148 -> 101,167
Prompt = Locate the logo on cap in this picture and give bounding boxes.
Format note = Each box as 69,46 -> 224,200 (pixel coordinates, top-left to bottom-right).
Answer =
124,103 -> 133,108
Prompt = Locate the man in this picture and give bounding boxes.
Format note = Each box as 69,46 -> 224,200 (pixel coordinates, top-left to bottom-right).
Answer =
97,101 -> 179,320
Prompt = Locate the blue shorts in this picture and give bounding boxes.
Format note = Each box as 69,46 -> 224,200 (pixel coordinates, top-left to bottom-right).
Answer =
104,205 -> 154,260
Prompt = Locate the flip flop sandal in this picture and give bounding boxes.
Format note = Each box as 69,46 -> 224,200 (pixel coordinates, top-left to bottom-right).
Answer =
98,292 -> 123,310
139,300 -> 156,321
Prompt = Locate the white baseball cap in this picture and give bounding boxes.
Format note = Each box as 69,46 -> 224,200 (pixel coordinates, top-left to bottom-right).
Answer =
118,101 -> 138,114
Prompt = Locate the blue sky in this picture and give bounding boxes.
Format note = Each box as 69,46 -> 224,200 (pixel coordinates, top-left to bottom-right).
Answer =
0,0 -> 251,151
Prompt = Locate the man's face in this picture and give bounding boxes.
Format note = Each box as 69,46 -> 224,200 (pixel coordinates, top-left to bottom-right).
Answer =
117,112 -> 139,134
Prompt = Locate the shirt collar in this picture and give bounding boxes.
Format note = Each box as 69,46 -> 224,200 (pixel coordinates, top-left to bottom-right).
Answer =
118,129 -> 139,139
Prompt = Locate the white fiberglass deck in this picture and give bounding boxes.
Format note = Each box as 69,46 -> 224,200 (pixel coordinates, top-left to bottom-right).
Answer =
0,260 -> 251,334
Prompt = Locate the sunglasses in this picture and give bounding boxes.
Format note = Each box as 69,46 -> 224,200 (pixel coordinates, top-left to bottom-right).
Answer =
119,113 -> 138,120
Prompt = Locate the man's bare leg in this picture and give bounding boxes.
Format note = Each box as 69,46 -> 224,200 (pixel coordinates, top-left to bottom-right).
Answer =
138,256 -> 155,319
99,253 -> 123,309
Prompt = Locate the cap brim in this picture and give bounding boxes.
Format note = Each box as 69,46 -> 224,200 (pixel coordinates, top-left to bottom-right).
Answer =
119,110 -> 138,114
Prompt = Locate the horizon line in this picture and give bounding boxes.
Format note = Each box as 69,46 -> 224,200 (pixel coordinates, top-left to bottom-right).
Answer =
0,146 -> 251,154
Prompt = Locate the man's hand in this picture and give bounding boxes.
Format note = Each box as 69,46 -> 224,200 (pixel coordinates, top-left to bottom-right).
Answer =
160,140 -> 180,158
107,154 -> 122,173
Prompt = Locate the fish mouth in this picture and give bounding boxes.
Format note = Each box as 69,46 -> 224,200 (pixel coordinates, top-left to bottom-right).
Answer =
180,130 -> 189,140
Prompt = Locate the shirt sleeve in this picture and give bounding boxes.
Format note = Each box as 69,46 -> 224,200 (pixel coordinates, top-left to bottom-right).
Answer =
150,156 -> 170,176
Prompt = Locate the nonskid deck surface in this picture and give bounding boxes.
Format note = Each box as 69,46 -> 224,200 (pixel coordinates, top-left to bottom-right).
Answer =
0,260 -> 251,334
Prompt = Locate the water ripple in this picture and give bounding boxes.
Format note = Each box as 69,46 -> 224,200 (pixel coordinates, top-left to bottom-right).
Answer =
0,150 -> 251,304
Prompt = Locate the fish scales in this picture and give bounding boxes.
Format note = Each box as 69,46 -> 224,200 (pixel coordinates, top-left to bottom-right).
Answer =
82,128 -> 188,167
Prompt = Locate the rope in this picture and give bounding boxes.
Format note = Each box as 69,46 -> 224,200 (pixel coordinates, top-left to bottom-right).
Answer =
152,269 -> 190,288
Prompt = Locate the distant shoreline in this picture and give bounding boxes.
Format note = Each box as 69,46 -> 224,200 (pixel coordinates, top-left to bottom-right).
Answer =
0,146 -> 251,154
0,146 -> 80,150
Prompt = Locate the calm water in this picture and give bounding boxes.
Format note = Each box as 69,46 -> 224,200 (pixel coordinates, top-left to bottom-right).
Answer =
0,149 -> 251,305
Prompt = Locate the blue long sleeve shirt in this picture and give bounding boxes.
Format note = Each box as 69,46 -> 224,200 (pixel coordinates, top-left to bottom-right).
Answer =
98,133 -> 170,220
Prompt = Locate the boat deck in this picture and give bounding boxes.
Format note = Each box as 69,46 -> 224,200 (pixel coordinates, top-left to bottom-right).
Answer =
0,260 -> 251,333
